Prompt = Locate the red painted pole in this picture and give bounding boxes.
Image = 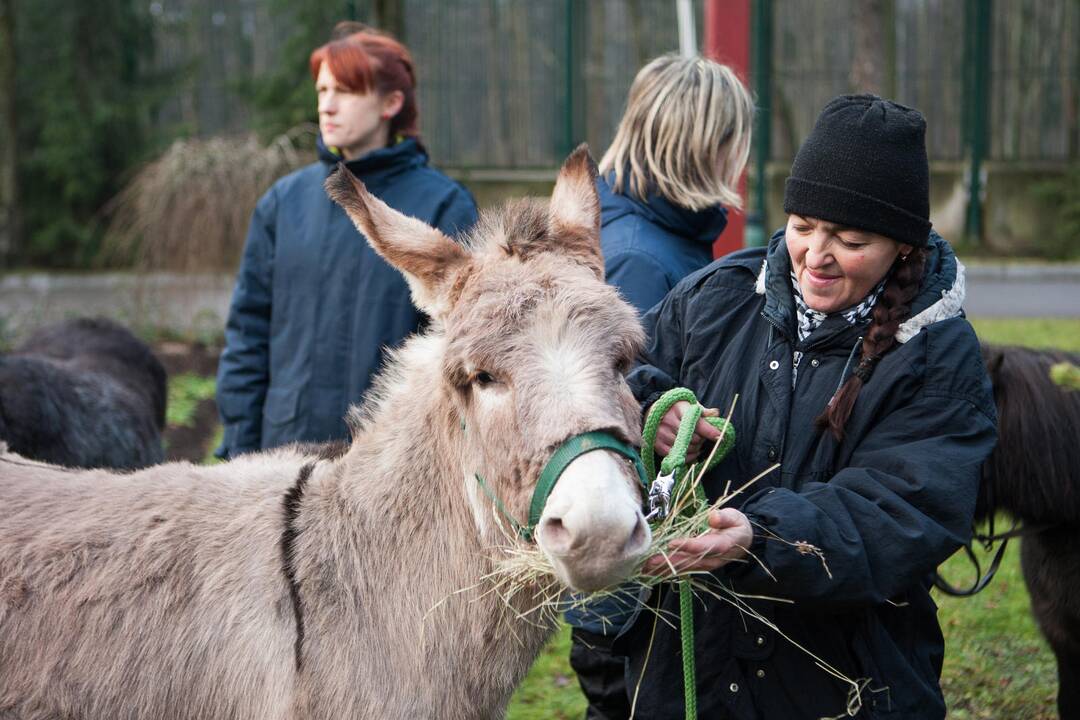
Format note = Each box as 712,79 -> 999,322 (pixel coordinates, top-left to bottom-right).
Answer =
704,0 -> 752,258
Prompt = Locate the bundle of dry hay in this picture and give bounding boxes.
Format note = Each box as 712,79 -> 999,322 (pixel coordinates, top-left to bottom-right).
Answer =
101,124 -> 317,272
480,399 -> 768,620
460,402 -> 870,719
482,457 -> 785,629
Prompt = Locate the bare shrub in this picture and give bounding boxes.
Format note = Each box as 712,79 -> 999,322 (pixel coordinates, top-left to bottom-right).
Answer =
102,124 -> 316,272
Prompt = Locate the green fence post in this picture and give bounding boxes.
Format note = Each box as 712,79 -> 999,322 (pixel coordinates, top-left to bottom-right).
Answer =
746,0 -> 772,248
963,0 -> 991,245
562,0 -> 587,158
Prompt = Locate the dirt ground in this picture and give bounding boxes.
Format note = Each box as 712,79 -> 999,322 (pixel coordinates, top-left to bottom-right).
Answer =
155,341 -> 221,463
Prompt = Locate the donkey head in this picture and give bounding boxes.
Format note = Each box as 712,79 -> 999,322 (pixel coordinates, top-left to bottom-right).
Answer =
326,146 -> 650,592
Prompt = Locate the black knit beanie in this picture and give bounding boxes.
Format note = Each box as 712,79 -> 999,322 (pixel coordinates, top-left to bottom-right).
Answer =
783,94 -> 932,247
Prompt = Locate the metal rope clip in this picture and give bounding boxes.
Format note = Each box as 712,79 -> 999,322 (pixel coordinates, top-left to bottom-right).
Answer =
645,470 -> 676,522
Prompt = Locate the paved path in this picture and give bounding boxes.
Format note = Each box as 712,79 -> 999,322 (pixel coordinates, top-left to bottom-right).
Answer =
0,263 -> 1077,344
0,272 -> 233,342
963,263 -> 1080,318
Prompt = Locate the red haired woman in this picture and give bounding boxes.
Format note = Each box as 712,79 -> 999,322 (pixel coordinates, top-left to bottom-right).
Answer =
216,30 -> 477,458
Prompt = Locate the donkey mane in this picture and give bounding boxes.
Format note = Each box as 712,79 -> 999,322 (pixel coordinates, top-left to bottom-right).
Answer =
470,197 -> 600,266
979,343 -> 1080,524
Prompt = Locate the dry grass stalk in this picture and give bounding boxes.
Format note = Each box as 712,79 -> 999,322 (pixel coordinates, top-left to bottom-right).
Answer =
101,124 -> 317,272
464,392 -> 871,717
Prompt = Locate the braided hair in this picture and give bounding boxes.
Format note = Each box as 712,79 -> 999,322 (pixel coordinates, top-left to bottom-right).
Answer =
816,246 -> 928,440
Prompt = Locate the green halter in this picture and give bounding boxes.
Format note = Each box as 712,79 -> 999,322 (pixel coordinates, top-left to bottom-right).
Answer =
472,430 -> 648,542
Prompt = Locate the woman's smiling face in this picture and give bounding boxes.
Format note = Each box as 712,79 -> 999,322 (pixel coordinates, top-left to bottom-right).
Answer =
785,215 -> 913,314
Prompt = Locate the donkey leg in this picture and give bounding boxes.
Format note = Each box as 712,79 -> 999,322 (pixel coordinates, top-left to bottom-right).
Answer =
1052,645 -> 1080,720
1022,533 -> 1080,720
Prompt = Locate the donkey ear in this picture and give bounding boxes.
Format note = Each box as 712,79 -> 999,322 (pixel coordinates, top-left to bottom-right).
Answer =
982,343 -> 1006,379
549,144 -> 603,279
325,165 -> 468,318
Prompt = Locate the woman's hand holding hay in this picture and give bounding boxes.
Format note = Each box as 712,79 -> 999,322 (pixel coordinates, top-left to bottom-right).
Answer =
653,400 -> 723,461
642,507 -> 752,576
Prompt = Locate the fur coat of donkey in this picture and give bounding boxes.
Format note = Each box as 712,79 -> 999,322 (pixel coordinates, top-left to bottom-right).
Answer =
0,148 -> 651,720
978,344 -> 1080,720
0,317 -> 166,469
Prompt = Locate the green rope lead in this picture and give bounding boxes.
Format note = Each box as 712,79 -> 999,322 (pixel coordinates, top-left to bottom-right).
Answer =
679,578 -> 697,719
641,388 -> 737,720
642,388 -> 734,485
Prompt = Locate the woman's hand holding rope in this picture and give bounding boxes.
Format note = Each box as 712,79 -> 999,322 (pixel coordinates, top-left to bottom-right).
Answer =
642,507 -> 752,575
644,398 -> 753,575
652,400 -> 723,461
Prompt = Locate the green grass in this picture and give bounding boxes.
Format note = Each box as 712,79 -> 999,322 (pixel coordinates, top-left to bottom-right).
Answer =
509,318 -> 1077,719
165,373 -> 217,428
936,540 -> 1057,719
506,626 -> 585,720
969,318 -> 1080,352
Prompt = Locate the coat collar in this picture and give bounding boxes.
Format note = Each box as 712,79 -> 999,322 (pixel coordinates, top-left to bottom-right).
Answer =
597,173 -> 728,247
755,229 -> 965,345
316,134 -> 428,179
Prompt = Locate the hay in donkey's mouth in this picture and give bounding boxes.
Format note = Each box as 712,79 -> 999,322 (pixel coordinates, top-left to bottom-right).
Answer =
476,460 -> 869,718
482,460 -> 783,622
467,391 -> 870,718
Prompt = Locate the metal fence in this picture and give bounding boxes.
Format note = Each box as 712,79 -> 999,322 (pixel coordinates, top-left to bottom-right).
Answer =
148,0 -> 1079,168
990,0 -> 1078,161
403,0 -> 699,168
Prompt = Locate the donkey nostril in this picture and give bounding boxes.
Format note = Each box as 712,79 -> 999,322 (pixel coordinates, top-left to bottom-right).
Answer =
539,516 -> 572,552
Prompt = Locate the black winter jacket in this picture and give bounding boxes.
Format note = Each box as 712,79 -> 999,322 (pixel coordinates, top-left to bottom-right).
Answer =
617,231 -> 997,720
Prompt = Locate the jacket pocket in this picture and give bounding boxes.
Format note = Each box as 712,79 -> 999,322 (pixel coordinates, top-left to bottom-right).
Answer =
263,386 -> 299,426
849,617 -> 900,717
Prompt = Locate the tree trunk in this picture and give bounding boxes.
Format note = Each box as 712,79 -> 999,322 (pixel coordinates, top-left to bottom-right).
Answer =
584,0 -> 606,147
373,0 -> 403,39
0,0 -> 17,267
850,0 -> 886,94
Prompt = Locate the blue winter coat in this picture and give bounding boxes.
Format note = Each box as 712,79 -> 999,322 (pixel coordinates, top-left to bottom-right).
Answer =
598,174 -> 727,315
215,137 -> 477,458
615,231 -> 997,719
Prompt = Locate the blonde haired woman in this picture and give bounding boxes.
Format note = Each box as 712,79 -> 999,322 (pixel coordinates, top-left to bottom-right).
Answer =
567,53 -> 753,719
596,53 -> 753,312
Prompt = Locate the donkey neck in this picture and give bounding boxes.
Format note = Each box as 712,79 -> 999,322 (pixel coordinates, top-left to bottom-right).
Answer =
340,332 -> 474,546
293,331 -> 555,716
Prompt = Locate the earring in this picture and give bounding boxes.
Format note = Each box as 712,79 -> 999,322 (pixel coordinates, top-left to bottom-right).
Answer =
900,254 -> 909,262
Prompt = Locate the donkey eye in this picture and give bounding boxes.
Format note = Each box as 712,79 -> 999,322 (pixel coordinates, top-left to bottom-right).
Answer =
473,371 -> 497,387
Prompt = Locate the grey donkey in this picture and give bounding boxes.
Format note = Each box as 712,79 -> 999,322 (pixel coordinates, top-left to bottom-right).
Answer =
0,147 -> 652,720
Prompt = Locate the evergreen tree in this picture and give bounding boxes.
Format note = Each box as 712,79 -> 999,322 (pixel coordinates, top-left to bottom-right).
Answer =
243,0 -> 403,140
0,0 -> 17,267
243,0 -> 352,139
14,0 -> 158,267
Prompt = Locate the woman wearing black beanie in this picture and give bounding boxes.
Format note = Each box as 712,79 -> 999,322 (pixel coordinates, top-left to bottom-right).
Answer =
613,95 -> 997,719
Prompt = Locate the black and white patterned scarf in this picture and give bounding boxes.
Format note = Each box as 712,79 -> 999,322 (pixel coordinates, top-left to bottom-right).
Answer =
790,271 -> 887,387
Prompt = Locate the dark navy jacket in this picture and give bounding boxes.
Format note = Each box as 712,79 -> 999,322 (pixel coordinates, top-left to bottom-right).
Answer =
216,137 -> 477,457
598,174 -> 727,314
617,231 -> 997,719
